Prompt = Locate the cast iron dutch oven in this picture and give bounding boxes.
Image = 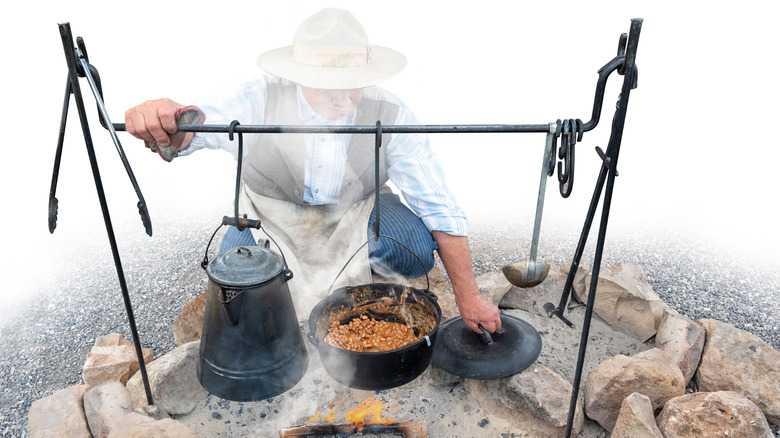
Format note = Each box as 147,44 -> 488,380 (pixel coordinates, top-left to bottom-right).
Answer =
307,282 -> 441,390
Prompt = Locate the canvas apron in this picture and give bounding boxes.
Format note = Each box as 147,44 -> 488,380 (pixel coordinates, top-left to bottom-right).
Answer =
241,183 -> 376,320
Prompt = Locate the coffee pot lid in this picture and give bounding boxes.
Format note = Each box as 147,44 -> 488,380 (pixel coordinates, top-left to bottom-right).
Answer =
206,245 -> 285,288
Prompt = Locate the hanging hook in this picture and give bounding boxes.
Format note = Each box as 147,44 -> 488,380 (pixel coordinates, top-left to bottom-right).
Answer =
228,119 -> 240,141
373,121 -> 383,241
228,120 -> 244,229
557,119 -> 583,198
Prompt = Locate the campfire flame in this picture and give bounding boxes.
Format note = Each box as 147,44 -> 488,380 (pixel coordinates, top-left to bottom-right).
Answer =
344,396 -> 394,432
305,395 -> 394,434
306,403 -> 336,423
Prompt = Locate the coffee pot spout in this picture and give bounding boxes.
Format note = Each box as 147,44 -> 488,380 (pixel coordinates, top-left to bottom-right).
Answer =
219,288 -> 245,326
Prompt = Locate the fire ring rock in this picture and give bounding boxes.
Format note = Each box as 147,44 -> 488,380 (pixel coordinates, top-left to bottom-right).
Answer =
611,392 -> 664,438
579,263 -> 670,342
82,333 -> 154,387
654,309 -> 705,385
695,318 -> 780,425
584,348 -> 685,432
657,391 -> 773,437
126,340 -> 207,416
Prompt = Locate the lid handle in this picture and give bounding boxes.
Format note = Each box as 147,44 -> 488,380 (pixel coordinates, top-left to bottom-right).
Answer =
478,325 -> 493,345
477,324 -> 506,345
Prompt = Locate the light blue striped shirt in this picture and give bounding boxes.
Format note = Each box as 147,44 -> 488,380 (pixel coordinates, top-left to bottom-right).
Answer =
184,74 -> 468,236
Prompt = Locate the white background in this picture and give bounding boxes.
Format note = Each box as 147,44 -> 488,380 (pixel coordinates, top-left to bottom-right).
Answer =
1,1 -> 778,310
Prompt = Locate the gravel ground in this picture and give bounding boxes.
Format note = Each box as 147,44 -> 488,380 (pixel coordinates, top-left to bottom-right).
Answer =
1,213 -> 778,437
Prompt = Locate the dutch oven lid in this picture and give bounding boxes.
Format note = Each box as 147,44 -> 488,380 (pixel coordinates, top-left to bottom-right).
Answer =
206,245 -> 285,288
431,314 -> 542,379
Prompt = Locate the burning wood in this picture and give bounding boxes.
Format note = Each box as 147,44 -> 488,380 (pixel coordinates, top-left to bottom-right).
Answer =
279,421 -> 426,438
282,396 -> 426,437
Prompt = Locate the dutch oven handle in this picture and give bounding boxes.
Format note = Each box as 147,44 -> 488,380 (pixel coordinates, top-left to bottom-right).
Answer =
306,331 -> 320,347
325,234 -> 431,296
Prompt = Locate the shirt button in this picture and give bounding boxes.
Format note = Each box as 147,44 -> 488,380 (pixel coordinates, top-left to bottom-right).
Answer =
315,189 -> 319,194
320,137 -> 326,143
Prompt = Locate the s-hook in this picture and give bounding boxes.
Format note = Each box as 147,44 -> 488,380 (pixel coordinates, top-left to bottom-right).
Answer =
557,118 -> 583,198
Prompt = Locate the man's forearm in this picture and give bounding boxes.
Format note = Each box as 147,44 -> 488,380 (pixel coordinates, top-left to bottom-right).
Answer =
431,231 -> 480,301
432,231 -> 501,332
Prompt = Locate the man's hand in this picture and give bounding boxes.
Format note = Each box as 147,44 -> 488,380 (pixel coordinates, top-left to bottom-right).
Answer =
432,231 -> 502,334
455,290 -> 502,333
125,98 -> 185,147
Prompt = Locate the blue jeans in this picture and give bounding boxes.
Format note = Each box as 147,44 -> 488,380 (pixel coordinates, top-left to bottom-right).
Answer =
219,193 -> 437,277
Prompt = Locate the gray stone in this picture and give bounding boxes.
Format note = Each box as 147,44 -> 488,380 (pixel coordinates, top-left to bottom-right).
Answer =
655,309 -> 705,384
695,318 -> 780,425
83,381 -> 134,438
657,391 -> 773,437
126,340 -> 207,416
584,348 -> 685,431
27,385 -> 90,438
611,392 -> 663,438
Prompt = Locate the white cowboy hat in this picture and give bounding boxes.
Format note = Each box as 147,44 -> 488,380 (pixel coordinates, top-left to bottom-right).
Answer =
256,8 -> 407,89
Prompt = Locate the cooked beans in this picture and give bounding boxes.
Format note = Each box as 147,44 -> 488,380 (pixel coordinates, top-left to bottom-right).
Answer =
324,314 -> 417,352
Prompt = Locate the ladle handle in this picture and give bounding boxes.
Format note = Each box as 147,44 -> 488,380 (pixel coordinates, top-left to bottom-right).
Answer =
529,130 -> 556,263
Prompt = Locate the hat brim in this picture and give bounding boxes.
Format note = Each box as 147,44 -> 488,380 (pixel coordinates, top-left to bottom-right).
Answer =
257,45 -> 407,89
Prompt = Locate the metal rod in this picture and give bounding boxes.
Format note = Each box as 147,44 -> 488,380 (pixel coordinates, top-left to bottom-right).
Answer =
529,129 -> 556,263
107,48 -> 626,139
113,122 -> 552,135
58,22 -> 154,407
563,17 -> 643,438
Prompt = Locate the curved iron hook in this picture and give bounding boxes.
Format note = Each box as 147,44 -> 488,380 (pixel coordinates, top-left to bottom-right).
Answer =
557,120 -> 570,180
228,120 -> 243,229
557,119 -> 583,198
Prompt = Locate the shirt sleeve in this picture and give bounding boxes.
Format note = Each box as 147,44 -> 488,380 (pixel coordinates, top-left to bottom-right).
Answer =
385,102 -> 469,236
177,75 -> 269,159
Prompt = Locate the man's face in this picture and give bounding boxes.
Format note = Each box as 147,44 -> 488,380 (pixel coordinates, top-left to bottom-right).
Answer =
299,86 -> 364,120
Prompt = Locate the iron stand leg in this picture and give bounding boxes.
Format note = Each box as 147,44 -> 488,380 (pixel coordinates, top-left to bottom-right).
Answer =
56,22 -> 154,406
563,18 -> 642,438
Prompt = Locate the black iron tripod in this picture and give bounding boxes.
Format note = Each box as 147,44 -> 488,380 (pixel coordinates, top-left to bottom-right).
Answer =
51,20 -> 642,434
51,23 -> 154,405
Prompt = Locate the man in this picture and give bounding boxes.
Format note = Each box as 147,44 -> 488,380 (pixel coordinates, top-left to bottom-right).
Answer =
125,8 -> 500,334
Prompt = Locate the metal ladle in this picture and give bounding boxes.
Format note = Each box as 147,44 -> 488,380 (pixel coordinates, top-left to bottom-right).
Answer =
502,128 -> 555,288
